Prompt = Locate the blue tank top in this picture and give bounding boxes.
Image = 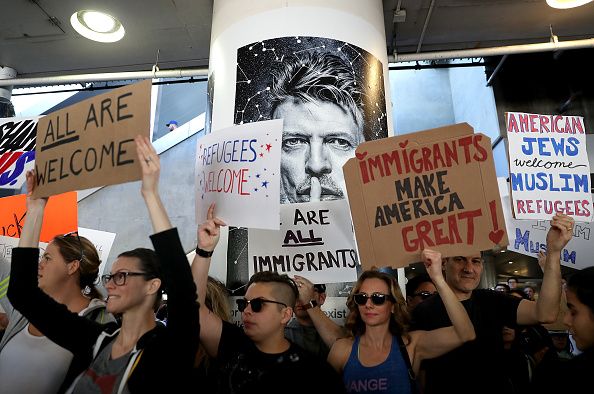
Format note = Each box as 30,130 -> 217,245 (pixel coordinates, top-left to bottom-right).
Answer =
343,335 -> 412,394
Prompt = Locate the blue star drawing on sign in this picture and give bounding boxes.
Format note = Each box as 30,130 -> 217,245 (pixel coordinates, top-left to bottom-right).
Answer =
261,181 -> 269,188
254,188 -> 259,192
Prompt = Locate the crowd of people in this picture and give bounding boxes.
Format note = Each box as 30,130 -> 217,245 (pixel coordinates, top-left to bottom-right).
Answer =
0,136 -> 592,394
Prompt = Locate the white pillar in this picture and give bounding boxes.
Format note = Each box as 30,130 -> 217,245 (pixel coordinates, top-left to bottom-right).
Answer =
205,0 -> 392,288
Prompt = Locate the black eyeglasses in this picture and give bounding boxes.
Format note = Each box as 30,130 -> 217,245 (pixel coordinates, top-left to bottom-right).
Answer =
353,292 -> 395,306
413,291 -> 436,300
101,271 -> 152,286
236,297 -> 287,313
61,231 -> 85,263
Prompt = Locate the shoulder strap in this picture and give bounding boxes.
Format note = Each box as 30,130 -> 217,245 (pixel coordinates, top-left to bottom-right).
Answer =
396,334 -> 419,394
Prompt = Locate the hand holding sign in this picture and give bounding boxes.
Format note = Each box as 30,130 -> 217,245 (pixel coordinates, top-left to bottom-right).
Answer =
25,170 -> 48,212
135,135 -> 160,197
293,275 -> 316,305
547,214 -> 575,254
197,203 -> 227,254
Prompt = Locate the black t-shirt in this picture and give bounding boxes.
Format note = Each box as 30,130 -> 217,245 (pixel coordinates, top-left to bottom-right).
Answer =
411,289 -> 521,394
217,321 -> 345,394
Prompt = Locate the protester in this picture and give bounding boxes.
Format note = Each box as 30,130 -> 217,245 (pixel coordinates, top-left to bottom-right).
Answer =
326,249 -> 475,393
7,136 -> 199,393
284,278 -> 341,359
405,273 -> 437,311
531,266 -> 594,392
0,227 -> 114,393
411,214 -> 573,394
192,205 -> 345,394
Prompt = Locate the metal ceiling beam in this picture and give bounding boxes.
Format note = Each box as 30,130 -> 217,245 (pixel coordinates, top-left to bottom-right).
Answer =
390,37 -> 594,62
0,67 -> 209,87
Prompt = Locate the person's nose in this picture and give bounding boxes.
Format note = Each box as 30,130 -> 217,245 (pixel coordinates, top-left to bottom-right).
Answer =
305,140 -> 331,176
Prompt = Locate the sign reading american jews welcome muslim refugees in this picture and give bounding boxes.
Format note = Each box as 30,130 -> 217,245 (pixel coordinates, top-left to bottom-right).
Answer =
195,119 -> 282,230
248,200 -> 359,284
0,116 -> 40,189
506,112 -> 593,222
32,80 -> 151,198
344,123 -> 508,269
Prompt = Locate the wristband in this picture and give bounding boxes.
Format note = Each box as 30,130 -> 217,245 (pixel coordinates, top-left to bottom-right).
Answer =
196,247 -> 214,258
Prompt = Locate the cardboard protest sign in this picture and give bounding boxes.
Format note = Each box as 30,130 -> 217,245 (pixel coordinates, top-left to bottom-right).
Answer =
0,191 -> 77,242
78,227 -> 116,276
195,119 -> 281,229
498,178 -> 593,270
248,200 -> 359,284
506,112 -> 593,222
344,123 -> 508,269
33,80 -> 151,198
0,116 -> 40,189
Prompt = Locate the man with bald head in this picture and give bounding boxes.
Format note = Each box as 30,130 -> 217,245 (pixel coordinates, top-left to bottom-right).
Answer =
411,214 -> 575,394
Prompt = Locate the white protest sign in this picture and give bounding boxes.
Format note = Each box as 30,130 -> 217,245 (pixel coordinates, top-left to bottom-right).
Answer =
506,112 -> 593,221
195,119 -> 282,229
248,200 -> 359,284
0,116 -> 40,189
498,178 -> 593,270
78,227 -> 116,276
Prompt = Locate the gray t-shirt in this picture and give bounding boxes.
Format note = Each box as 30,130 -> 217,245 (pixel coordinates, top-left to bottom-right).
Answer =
284,319 -> 329,359
72,339 -> 131,394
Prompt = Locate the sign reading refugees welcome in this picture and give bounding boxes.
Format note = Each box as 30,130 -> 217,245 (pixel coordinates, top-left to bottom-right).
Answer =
33,80 -> 151,198
0,116 -> 40,189
506,112 -> 593,222
248,200 -> 359,284
344,123 -> 508,269
195,119 -> 282,230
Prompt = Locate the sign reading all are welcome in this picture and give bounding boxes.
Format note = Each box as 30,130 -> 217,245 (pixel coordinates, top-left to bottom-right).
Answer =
506,112 -> 593,222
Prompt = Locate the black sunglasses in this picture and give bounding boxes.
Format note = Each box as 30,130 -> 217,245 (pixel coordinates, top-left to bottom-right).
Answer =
236,297 -> 287,313
353,292 -> 395,306
413,291 -> 436,300
61,231 -> 85,263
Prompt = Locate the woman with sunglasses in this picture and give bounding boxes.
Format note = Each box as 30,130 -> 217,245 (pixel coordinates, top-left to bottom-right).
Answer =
0,230 -> 115,393
7,136 -> 199,393
327,249 -> 475,393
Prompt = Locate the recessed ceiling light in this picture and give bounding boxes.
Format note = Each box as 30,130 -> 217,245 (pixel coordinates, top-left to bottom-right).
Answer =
70,10 -> 125,43
546,0 -> 593,9
514,270 -> 519,273
508,261 -> 514,264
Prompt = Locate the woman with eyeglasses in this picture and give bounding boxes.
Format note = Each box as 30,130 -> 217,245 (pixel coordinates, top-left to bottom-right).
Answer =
6,136 -> 199,394
327,249 -> 476,393
0,229 -> 115,393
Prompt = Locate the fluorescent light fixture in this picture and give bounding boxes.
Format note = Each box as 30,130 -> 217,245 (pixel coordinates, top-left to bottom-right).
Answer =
70,10 -> 125,43
546,0 -> 593,9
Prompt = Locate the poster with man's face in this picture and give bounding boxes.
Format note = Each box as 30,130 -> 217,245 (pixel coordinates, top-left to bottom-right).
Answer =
226,36 -> 388,290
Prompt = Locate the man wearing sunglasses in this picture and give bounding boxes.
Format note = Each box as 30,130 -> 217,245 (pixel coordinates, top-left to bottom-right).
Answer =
192,204 -> 345,394
411,214 -> 575,394
405,273 -> 437,312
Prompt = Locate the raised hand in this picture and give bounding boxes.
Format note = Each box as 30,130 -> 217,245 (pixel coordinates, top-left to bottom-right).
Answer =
197,203 -> 226,253
293,275 -> 315,304
546,214 -> 574,254
135,135 -> 160,197
421,249 -> 444,281
24,170 -> 48,211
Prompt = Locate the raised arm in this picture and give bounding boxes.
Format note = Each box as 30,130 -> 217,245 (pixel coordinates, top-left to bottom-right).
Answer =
517,214 -> 573,325
411,249 -> 476,366
293,275 -> 347,347
135,135 -> 171,233
18,171 -> 47,248
191,203 -> 226,357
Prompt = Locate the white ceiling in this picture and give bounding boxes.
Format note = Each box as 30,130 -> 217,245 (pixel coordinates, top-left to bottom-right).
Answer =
1,0 -> 594,78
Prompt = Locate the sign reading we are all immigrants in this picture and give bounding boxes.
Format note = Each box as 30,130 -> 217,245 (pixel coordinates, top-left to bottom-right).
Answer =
506,112 -> 593,222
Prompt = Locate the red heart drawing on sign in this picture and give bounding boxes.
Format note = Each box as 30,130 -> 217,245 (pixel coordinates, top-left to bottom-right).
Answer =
356,152 -> 368,160
399,141 -> 409,149
489,230 -> 504,244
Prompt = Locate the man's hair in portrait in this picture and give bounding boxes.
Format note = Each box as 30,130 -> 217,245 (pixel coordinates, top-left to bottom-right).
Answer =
269,51 -> 364,135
